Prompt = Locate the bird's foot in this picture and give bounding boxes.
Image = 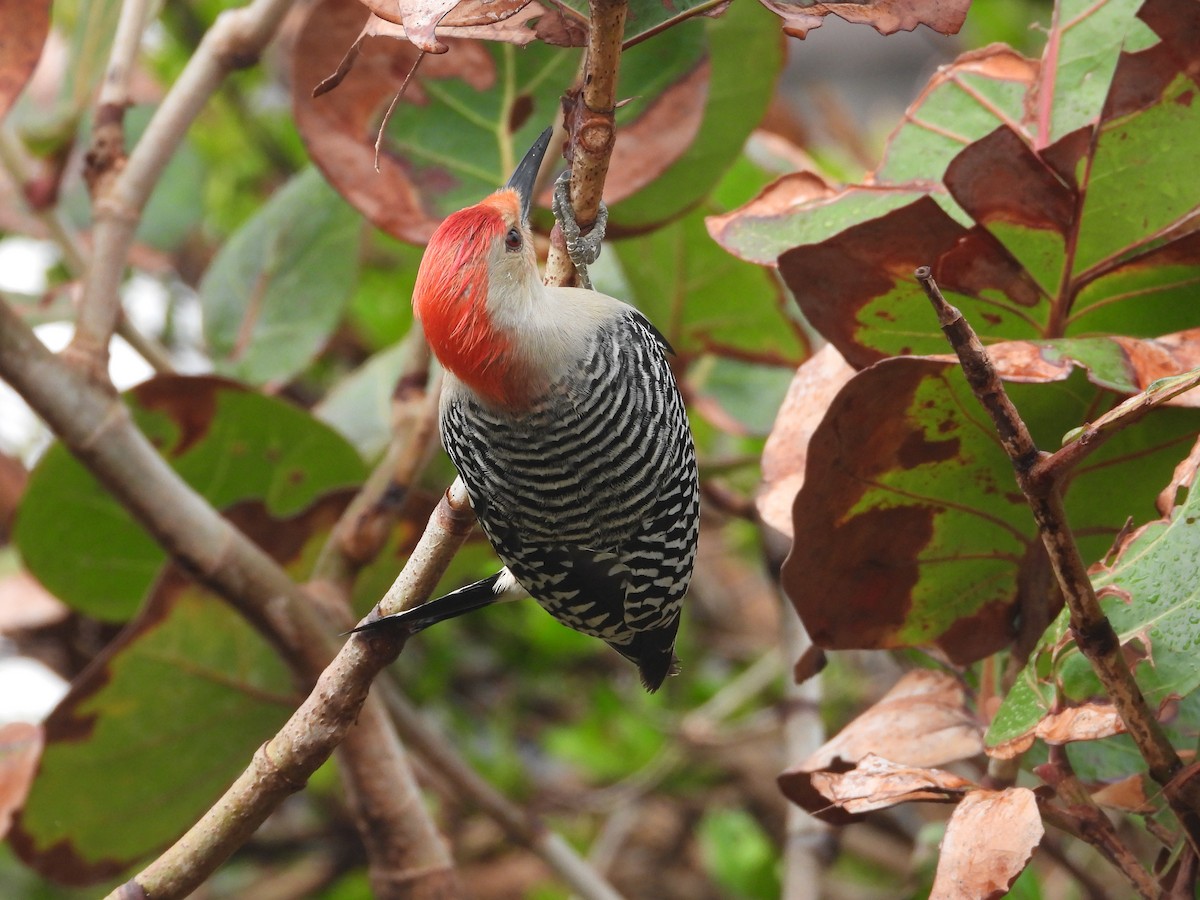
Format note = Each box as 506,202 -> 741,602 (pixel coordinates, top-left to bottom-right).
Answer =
552,170 -> 608,290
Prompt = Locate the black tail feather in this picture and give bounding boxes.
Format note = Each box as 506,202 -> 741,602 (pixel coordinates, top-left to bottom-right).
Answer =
610,620 -> 681,692
350,573 -> 503,636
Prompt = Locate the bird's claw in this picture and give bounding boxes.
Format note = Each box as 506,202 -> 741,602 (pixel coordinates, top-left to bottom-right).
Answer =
552,170 -> 607,290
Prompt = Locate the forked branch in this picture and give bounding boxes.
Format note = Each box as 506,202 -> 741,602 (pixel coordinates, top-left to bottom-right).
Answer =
917,266 -> 1200,849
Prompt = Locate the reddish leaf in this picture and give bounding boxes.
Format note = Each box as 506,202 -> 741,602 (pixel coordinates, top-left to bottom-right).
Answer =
930,789 -> 1043,900
294,0 -> 502,244
0,0 -> 50,124
782,352 -> 1200,665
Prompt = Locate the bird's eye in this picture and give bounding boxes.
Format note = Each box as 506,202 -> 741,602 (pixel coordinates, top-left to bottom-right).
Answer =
504,227 -> 522,252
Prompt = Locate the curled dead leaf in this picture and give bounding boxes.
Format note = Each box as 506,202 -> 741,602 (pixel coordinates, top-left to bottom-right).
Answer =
756,0 -> 970,40
779,670 -> 983,818
806,753 -> 974,817
802,669 -> 984,771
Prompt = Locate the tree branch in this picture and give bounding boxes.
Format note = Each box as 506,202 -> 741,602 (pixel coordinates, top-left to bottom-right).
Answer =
544,0 -> 626,287
0,296 -> 456,895
917,266 -> 1200,849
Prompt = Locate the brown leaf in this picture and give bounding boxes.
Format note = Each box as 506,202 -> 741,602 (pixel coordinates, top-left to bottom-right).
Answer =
294,0 -> 500,244
0,0 -> 50,124
779,670 -> 983,818
756,0 -> 969,40
802,669 -> 983,771
1090,774 -> 1154,814
944,126 -> 1076,242
806,753 -> 974,816
987,701 -> 1128,761
355,0 -> 583,51
756,344 -> 856,537
930,788 -> 1043,900
1157,434 -> 1200,515
0,722 -> 41,840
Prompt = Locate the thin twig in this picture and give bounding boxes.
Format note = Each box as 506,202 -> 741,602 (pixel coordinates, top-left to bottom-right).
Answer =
1037,750 -> 1159,899
544,0 -> 627,287
67,0 -> 297,378
917,266 -> 1200,849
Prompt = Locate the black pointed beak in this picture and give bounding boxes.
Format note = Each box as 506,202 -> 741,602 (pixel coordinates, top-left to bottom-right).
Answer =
506,127 -> 553,222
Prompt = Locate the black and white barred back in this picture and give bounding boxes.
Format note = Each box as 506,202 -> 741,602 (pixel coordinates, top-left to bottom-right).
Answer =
441,309 -> 700,689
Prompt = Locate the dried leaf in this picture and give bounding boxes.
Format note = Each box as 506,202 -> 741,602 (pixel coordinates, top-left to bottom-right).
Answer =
779,670 -> 983,818
756,0 -> 969,40
806,753 -> 974,816
802,669 -> 983,771
930,789 -> 1043,900
1091,774 -> 1154,814
757,344 -> 856,537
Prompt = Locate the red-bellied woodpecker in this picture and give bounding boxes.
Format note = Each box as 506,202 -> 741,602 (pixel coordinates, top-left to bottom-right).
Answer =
354,128 -> 699,691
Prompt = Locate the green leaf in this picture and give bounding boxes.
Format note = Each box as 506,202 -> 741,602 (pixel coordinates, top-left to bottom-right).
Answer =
783,358 -> 1200,665
1040,0 -> 1151,143
7,497 -> 348,886
296,0 -> 779,243
988,462 -> 1200,760
614,204 -> 805,366
720,0 -> 1200,367
315,339 -> 417,460
14,376 -> 366,621
199,167 -> 362,385
608,0 -> 783,231
698,808 -> 781,900
874,46 -> 1038,186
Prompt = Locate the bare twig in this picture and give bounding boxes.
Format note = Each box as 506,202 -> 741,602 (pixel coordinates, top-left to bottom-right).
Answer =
1037,751 -> 1159,899
917,266 -> 1200,848
544,0 -> 627,287
67,0 -> 297,378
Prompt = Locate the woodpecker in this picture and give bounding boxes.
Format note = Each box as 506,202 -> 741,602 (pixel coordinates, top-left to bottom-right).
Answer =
355,128 -> 699,691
